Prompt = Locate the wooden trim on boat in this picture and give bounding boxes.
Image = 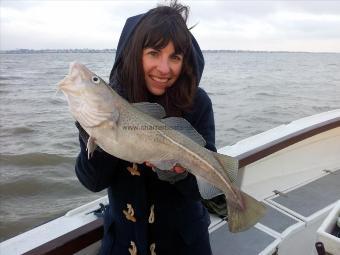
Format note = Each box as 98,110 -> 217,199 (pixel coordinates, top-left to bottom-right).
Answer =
23,218 -> 103,255
237,117 -> 340,168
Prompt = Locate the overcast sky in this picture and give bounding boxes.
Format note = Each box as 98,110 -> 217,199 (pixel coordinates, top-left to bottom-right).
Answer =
1,0 -> 340,52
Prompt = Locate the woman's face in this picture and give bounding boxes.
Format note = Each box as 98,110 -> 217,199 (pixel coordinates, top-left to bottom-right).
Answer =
142,41 -> 183,96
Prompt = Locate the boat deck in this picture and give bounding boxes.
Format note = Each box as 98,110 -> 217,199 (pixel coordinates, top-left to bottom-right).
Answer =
209,169 -> 340,255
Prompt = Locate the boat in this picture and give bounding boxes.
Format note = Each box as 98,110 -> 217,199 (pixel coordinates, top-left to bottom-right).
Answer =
1,109 -> 339,255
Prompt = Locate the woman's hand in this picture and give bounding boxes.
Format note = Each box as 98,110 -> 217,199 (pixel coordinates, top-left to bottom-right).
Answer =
172,164 -> 186,173
144,161 -> 188,183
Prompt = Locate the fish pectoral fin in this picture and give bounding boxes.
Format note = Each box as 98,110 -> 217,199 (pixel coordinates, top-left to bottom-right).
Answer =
79,103 -> 120,128
102,110 -> 119,131
160,117 -> 206,147
132,102 -> 166,119
86,136 -> 97,159
213,152 -> 239,183
149,159 -> 178,171
227,191 -> 266,233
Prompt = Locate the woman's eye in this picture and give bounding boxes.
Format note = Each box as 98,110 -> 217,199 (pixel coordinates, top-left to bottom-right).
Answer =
91,76 -> 100,84
171,55 -> 183,61
148,51 -> 159,57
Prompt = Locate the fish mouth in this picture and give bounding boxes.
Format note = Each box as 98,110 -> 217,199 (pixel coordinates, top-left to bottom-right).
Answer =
68,61 -> 82,76
57,62 -> 86,91
57,62 -> 74,91
69,61 -> 93,80
57,77 -> 69,92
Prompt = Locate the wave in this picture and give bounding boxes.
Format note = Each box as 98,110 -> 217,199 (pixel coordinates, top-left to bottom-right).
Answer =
0,126 -> 35,136
0,76 -> 24,81
12,126 -> 35,135
0,153 -> 75,167
255,92 -> 275,97
0,89 -> 11,94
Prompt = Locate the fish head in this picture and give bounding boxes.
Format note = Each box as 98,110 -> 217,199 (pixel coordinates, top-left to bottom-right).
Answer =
58,62 -> 116,128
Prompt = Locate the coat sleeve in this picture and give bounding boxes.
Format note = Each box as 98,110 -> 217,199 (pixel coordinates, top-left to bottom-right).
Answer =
75,124 -> 121,193
172,88 -> 217,200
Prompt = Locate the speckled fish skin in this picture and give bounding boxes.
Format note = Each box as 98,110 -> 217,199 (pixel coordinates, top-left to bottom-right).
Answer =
58,62 -> 266,233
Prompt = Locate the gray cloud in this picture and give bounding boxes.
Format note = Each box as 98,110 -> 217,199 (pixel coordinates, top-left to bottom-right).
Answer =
1,0 -> 339,52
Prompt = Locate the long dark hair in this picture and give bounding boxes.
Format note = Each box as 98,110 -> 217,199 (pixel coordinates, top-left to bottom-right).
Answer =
113,1 -> 197,116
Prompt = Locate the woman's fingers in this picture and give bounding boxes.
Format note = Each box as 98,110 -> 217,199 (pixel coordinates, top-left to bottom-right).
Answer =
144,161 -> 153,167
173,164 -> 186,173
144,161 -> 156,171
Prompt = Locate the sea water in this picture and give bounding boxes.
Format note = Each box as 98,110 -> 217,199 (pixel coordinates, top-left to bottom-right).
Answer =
0,51 -> 339,241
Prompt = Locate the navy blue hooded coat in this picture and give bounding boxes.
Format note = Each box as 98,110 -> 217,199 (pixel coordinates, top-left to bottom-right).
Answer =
75,13 -> 216,255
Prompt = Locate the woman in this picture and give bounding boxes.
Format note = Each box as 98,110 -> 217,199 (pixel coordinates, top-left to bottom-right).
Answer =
75,2 -> 216,254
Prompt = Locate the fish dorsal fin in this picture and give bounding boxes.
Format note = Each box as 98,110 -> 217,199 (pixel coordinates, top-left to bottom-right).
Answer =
161,117 -> 206,147
212,152 -> 239,183
132,102 -> 166,119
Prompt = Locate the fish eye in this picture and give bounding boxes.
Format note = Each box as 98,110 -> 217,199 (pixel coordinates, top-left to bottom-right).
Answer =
91,76 -> 100,84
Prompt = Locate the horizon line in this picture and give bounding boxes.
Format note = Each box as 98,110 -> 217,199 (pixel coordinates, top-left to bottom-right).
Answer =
0,48 -> 339,54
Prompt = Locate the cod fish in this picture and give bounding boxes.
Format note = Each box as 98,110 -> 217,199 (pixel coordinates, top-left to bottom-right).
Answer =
58,62 -> 266,233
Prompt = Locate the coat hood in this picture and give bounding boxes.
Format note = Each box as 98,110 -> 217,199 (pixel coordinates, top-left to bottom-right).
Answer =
109,13 -> 205,90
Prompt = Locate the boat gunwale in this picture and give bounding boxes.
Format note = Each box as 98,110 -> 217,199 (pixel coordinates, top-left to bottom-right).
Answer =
22,218 -> 103,255
9,113 -> 340,255
237,117 -> 340,168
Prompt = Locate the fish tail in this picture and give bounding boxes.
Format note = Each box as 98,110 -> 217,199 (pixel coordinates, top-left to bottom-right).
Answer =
227,191 -> 266,233
211,152 -> 266,232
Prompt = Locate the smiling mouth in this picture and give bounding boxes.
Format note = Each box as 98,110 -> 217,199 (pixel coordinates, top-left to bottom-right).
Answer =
150,75 -> 170,83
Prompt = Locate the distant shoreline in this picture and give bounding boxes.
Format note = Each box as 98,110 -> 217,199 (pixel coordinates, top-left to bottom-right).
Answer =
0,49 -> 338,54
0,49 -> 117,54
